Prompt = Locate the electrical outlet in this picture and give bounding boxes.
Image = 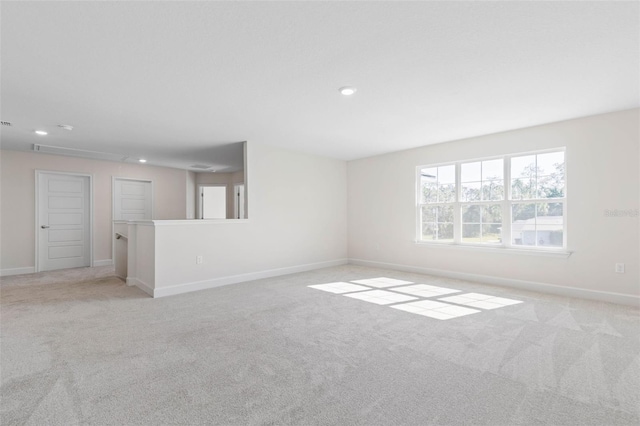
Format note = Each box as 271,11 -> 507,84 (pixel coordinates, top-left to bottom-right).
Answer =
615,263 -> 625,273
196,256 -> 203,265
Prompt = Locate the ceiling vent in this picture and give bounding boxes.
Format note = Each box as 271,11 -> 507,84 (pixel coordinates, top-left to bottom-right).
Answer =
1,121 -> 12,127
189,164 -> 213,170
33,144 -> 128,162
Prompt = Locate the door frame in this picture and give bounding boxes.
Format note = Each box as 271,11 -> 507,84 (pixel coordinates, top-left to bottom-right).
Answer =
233,183 -> 245,219
35,170 -> 94,273
111,177 -> 154,263
197,184 -> 227,219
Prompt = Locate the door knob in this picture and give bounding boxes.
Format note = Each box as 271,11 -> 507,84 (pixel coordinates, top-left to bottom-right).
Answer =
41,225 -> 50,229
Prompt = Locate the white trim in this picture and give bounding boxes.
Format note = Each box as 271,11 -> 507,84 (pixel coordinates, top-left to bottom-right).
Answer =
0,267 -> 36,277
126,277 -> 154,296
35,170 -> 94,273
233,183 -> 246,219
123,220 -> 155,226
414,241 -> 572,258
349,258 -> 639,307
93,259 -> 113,267
243,141 -> 249,219
152,258 -> 348,298
142,219 -> 249,226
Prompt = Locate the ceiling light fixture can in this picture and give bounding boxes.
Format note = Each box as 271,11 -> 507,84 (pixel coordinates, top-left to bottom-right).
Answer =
139,159 -> 147,163
339,86 -> 357,96
35,130 -> 47,135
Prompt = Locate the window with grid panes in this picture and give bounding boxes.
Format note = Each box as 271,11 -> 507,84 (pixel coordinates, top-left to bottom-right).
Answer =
417,149 -> 565,250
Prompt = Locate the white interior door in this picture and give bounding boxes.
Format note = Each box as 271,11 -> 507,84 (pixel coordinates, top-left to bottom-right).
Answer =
198,185 -> 226,219
113,178 -> 153,220
37,172 -> 91,272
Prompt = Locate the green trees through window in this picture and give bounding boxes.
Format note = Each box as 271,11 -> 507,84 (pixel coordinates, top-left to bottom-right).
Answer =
418,150 -> 565,249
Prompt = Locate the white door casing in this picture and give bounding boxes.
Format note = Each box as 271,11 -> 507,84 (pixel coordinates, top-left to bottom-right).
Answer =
36,171 -> 92,272
234,184 -> 245,219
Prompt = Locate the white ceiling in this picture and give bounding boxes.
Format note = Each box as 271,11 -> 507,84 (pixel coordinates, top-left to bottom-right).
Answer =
1,1 -> 638,168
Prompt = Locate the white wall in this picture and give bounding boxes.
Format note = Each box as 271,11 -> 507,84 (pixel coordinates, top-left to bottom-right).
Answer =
0,150 -> 188,271
146,142 -> 347,294
348,109 -> 640,299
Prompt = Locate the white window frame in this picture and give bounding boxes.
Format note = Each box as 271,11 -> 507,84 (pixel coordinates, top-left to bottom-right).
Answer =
416,147 -> 567,254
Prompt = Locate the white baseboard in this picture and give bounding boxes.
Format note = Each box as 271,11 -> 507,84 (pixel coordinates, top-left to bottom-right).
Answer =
126,277 -> 154,296
153,258 -> 349,298
1,261 -> 112,277
0,267 -> 36,277
349,258 -> 640,307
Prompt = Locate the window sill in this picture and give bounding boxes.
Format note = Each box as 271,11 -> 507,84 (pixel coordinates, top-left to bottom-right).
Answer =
414,241 -> 572,258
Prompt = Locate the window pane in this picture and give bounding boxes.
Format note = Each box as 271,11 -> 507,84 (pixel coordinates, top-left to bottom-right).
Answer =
511,178 -> 535,200
437,223 -> 454,241
482,224 -> 502,243
438,184 -> 456,203
421,164 -> 456,203
438,165 -> 456,184
421,205 -> 436,223
461,162 -> 481,183
537,202 -> 563,218
462,205 -> 480,223
461,182 -> 480,202
512,202 -> 563,247
421,167 -> 437,181
537,175 -> 565,198
422,222 -> 436,240
511,155 -> 536,180
536,152 -> 564,176
483,180 -> 504,201
437,205 -> 454,223
462,205 -> 502,244
462,224 -> 481,241
482,159 -> 503,180
422,182 -> 437,203
420,168 -> 438,203
536,203 -> 563,247
512,204 -> 536,246
482,205 -> 502,223
536,229 -> 563,247
512,203 -> 536,221
536,150 -> 565,199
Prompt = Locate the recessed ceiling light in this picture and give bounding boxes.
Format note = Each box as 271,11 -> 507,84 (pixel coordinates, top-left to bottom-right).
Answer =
35,130 -> 47,136
138,159 -> 147,163
339,86 -> 357,96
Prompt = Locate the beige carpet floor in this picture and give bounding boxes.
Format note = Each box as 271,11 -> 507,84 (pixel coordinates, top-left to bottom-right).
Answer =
1,265 -> 639,425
